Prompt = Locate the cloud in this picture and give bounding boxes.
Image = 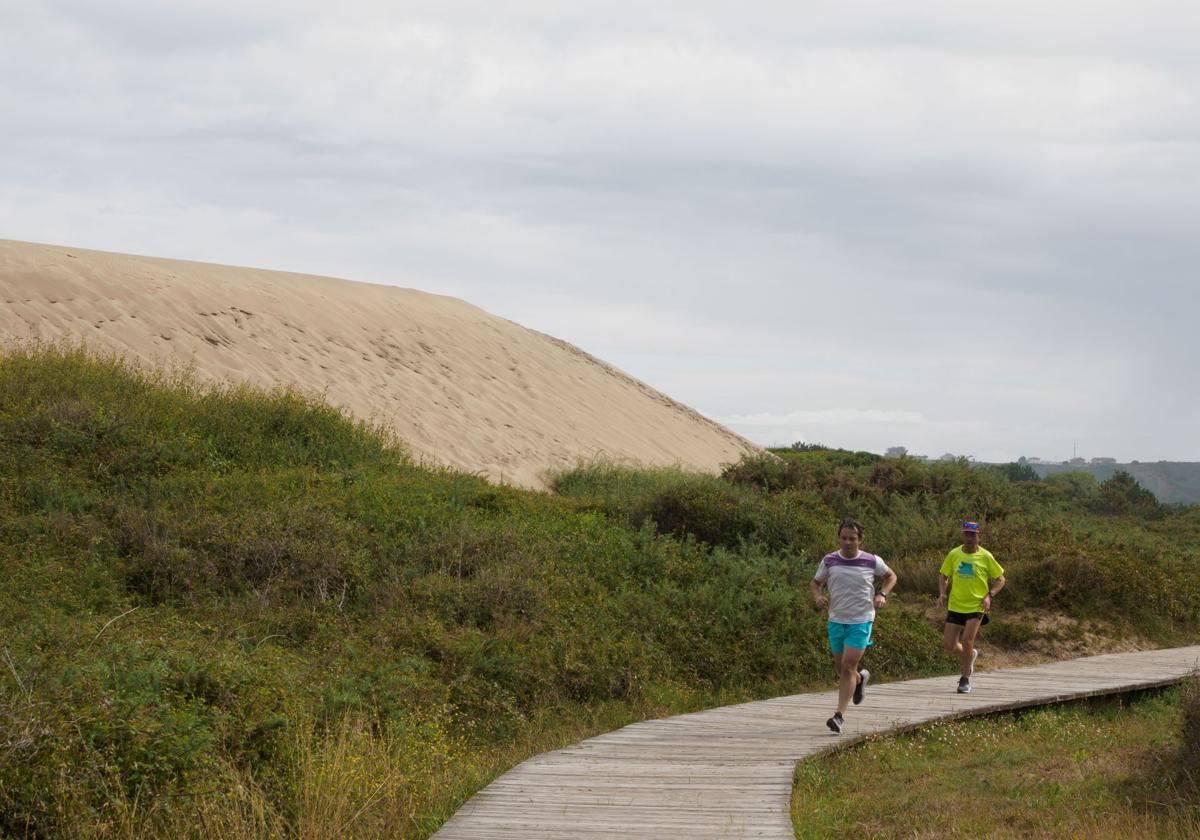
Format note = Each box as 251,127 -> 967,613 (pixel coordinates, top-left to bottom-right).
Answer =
3,1 -> 1199,463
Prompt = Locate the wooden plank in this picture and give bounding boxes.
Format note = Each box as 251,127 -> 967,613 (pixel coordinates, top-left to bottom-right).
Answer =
433,646 -> 1200,839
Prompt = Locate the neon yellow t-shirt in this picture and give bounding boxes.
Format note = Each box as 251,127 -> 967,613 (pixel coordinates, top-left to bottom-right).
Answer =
939,546 -> 1003,613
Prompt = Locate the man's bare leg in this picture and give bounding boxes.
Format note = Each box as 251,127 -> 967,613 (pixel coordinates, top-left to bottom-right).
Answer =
834,646 -> 866,715
959,619 -> 982,677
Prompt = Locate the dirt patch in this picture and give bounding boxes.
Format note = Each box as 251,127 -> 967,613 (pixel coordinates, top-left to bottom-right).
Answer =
913,601 -> 1158,670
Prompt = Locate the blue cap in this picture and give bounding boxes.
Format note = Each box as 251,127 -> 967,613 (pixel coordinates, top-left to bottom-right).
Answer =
962,521 -> 980,532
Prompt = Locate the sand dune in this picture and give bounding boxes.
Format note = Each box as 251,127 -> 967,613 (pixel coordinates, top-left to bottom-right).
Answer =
0,239 -> 761,488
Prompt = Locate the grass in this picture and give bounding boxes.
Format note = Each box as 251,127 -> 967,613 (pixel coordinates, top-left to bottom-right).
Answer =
2,342 -> 1199,838
792,686 -> 1200,839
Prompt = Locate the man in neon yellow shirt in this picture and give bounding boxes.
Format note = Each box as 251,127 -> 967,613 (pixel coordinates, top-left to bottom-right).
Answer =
938,520 -> 1005,694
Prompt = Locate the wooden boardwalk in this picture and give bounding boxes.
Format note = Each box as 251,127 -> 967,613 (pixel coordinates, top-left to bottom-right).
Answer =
433,646 -> 1200,839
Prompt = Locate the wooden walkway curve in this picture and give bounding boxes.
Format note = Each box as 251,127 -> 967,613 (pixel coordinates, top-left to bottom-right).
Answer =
433,646 -> 1200,839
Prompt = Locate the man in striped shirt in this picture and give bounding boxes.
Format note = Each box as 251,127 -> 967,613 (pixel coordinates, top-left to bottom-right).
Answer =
810,517 -> 898,734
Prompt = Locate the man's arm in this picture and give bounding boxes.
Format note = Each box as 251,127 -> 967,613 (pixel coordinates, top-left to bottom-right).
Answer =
875,569 -> 898,608
982,574 -> 1006,610
810,578 -> 828,610
938,574 -> 950,605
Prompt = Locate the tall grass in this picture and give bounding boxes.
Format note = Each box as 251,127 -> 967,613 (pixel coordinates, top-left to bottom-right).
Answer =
1,344 -> 1197,838
792,686 -> 1200,838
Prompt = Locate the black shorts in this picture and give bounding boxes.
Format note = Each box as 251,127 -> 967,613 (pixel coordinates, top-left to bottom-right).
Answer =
946,610 -> 988,626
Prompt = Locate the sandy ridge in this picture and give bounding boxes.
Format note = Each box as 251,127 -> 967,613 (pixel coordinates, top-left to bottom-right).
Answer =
531,329 -> 756,455
0,239 -> 761,489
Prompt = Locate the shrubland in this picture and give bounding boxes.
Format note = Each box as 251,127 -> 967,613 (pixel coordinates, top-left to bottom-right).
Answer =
1,344 -> 1197,838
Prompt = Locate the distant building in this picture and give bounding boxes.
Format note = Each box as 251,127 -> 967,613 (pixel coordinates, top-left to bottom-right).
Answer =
939,452 -> 957,462
884,446 -> 907,459
1018,456 -> 1042,464
1090,457 -> 1117,465
1065,457 -> 1087,466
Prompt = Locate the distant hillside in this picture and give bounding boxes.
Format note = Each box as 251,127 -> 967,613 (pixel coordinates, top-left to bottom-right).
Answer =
1029,461 -> 1200,505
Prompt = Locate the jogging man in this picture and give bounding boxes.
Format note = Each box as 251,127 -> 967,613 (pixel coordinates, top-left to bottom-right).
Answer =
810,517 -> 898,734
938,520 -> 1005,694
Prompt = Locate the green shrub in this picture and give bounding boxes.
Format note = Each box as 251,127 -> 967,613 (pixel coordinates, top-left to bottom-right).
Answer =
1045,471 -> 1103,508
986,461 -> 1042,483
1095,470 -> 1162,517
2,345 -> 1198,839
720,453 -> 803,492
629,482 -> 829,556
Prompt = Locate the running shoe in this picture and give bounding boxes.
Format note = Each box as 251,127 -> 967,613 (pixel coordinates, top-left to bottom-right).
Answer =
853,668 -> 870,705
957,676 -> 972,694
826,712 -> 843,733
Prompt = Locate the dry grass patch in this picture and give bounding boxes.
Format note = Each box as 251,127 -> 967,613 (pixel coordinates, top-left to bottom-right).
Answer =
792,687 -> 1200,839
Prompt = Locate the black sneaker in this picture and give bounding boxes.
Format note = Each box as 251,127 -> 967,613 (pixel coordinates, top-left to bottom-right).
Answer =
826,712 -> 843,733
853,668 -> 870,705
957,676 -> 972,694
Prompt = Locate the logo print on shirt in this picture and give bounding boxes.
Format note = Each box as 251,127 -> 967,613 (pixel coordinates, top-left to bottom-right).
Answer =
957,561 -> 975,578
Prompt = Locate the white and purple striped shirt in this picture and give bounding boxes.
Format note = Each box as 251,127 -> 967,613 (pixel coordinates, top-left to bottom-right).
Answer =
813,551 -> 892,624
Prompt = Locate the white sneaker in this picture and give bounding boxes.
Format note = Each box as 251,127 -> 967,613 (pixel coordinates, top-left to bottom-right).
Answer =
853,668 -> 870,705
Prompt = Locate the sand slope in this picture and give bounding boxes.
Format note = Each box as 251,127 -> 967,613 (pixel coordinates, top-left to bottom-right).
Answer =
0,239 -> 760,488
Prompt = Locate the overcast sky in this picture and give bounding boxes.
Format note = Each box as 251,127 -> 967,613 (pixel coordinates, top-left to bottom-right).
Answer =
4,1 -> 1198,462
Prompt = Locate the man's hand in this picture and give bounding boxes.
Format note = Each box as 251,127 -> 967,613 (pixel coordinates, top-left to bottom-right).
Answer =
937,591 -> 947,606
813,594 -> 829,610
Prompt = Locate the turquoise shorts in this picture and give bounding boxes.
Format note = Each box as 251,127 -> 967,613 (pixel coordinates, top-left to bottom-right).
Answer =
827,620 -> 874,654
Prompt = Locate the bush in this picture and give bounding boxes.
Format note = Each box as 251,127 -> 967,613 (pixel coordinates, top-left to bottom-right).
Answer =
720,453 -> 803,493
1095,470 -> 1161,517
630,482 -> 828,555
987,461 -> 1042,483
1045,472 -> 1103,508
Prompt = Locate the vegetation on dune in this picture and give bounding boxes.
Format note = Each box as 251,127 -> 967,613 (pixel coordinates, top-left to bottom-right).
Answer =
1,344 -> 1198,838
558,449 -> 1200,644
